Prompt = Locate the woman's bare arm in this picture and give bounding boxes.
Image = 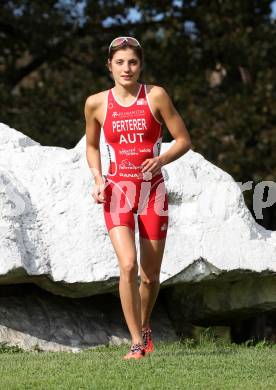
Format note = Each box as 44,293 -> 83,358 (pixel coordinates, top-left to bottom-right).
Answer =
154,86 -> 192,166
84,94 -> 104,185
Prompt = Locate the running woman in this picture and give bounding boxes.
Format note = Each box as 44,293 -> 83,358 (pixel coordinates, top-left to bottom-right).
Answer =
85,36 -> 192,360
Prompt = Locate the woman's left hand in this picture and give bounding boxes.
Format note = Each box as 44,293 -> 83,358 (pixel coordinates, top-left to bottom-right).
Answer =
141,156 -> 163,178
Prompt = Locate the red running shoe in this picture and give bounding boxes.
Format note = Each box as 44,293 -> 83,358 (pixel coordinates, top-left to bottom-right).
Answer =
142,327 -> 154,353
123,343 -> 146,360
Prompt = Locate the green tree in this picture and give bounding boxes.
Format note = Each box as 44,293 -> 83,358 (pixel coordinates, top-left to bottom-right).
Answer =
1,0 -> 275,228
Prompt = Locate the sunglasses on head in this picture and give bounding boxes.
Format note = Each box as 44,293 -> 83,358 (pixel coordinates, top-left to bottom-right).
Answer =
108,37 -> 141,52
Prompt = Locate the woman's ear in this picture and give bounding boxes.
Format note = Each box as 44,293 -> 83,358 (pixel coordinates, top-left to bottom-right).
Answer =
107,59 -> 112,73
106,61 -> 113,80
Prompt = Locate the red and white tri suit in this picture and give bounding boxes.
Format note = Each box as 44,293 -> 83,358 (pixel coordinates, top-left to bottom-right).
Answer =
102,83 -> 169,240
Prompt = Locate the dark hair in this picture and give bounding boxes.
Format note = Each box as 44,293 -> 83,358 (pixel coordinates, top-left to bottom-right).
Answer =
108,43 -> 143,65
106,42 -> 144,79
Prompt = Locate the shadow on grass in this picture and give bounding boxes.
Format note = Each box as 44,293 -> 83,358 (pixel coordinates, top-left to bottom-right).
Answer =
153,349 -> 239,357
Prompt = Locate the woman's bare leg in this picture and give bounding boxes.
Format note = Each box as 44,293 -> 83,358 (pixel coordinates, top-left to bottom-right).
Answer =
139,236 -> 167,329
108,225 -> 143,345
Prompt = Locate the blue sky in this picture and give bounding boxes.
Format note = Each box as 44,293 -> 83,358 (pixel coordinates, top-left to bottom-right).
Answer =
127,1 -> 276,22
272,0 -> 276,17
56,0 -> 276,26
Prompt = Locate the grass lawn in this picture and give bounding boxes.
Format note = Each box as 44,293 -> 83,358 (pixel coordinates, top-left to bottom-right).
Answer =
0,333 -> 275,389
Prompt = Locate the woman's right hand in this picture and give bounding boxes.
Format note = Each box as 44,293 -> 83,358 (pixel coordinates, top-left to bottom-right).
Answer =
91,180 -> 106,204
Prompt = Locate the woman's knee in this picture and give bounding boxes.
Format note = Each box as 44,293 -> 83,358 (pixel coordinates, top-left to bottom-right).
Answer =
119,258 -> 138,280
140,272 -> 160,284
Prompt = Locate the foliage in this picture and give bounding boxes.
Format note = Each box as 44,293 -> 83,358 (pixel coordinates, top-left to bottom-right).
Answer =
1,0 -> 275,227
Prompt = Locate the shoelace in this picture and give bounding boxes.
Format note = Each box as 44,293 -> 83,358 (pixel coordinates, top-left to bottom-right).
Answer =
141,328 -> 152,346
130,343 -> 144,353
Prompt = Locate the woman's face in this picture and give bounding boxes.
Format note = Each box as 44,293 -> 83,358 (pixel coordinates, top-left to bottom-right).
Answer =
108,48 -> 142,85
